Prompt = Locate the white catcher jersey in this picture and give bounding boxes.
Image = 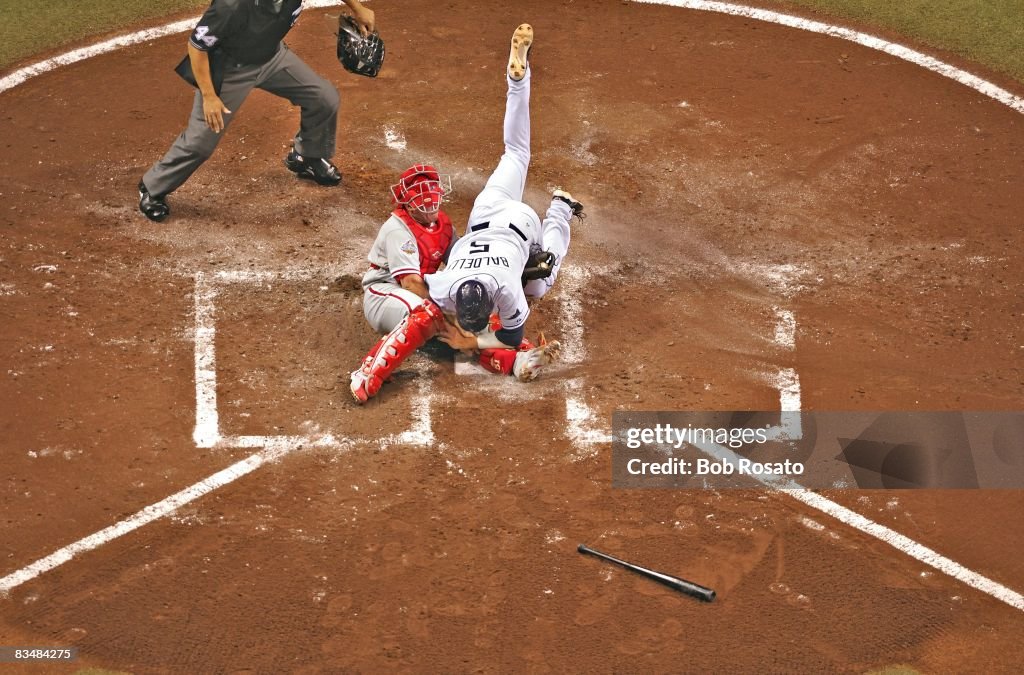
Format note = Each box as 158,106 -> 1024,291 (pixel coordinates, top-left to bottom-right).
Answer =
361,213 -> 422,288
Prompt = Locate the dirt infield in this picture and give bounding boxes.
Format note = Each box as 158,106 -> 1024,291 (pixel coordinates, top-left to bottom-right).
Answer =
1,0 -> 1023,672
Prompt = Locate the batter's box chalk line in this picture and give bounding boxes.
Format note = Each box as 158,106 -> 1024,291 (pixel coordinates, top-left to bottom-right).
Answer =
1,1 -> 1022,608
2,279 -> 1021,614
192,270 -> 434,451
551,277 -> 1023,611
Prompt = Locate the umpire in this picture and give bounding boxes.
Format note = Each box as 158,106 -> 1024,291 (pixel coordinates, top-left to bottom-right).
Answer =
138,0 -> 375,222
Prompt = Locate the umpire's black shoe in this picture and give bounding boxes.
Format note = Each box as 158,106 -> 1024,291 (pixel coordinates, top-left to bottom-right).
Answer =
138,180 -> 170,222
285,150 -> 343,186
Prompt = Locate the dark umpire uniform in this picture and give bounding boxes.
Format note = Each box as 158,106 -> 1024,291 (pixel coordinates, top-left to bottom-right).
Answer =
139,0 -> 372,221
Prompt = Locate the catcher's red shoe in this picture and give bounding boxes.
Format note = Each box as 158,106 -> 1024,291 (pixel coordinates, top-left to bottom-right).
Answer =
512,333 -> 560,382
350,369 -> 381,404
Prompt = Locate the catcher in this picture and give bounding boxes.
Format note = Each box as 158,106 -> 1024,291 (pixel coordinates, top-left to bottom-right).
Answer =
349,24 -> 584,404
350,161 -> 560,404
138,0 -> 381,222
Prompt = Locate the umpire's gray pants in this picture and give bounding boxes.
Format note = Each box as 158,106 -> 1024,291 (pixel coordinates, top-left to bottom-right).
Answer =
143,44 -> 339,197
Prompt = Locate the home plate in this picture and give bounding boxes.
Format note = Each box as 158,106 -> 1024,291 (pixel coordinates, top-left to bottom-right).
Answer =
454,353 -> 490,376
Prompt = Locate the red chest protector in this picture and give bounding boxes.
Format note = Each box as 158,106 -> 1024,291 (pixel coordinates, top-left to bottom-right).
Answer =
394,208 -> 454,276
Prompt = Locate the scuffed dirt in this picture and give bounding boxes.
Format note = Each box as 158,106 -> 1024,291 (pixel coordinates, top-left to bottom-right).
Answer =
1,1 -> 1022,672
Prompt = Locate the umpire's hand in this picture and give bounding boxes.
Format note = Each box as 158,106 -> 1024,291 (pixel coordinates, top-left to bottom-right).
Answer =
345,0 -> 375,36
202,94 -> 232,133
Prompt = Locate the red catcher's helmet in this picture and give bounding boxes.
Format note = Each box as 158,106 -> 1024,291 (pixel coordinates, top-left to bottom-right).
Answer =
390,164 -> 451,218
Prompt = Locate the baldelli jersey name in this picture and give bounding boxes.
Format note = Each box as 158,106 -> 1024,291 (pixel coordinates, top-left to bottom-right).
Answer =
190,0 -> 303,65
425,232 -> 532,333
424,200 -> 543,332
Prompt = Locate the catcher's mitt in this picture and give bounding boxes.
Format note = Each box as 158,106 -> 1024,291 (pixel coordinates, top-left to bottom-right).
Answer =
337,14 -> 385,78
522,250 -> 557,285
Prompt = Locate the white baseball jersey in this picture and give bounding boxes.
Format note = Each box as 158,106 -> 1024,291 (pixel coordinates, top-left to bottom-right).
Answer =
361,213 -> 422,288
425,67 -> 573,338
424,206 -> 540,332
424,69 -> 546,335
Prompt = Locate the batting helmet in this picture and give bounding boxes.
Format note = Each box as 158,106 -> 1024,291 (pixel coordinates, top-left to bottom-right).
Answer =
391,164 -> 451,219
455,280 -> 492,333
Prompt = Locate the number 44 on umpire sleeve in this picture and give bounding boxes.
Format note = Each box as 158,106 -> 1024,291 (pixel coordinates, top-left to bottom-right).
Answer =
194,26 -> 219,48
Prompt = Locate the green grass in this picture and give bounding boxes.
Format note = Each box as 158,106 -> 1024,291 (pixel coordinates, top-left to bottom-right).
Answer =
779,0 -> 1024,82
0,1 -> 1022,83
0,0 -> 206,68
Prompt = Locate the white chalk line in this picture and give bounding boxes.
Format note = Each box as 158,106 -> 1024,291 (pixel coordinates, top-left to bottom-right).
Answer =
686,438 -> 1024,612
1,0 -> 1017,610
771,306 -> 803,440
193,272 -> 220,448
380,377 -> 435,447
633,0 -> 1024,114
193,269 -> 435,450
0,0 -> 349,95
561,273 -> 1022,611
774,307 -> 796,350
4,0 -> 1017,116
720,307 -> 1019,610
0,266 -> 434,596
0,442 -> 282,596
556,265 -> 592,366
559,265 -> 612,451
771,307 -> 802,444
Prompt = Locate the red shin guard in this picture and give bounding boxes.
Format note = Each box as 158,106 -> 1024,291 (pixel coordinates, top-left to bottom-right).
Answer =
355,301 -> 445,400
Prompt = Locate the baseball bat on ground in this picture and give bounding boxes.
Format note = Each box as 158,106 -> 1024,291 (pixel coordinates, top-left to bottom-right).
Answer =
577,544 -> 716,603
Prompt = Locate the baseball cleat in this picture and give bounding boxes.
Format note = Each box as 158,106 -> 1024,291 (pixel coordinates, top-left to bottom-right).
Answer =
512,334 -> 561,382
553,188 -> 585,220
350,369 -> 371,404
508,23 -> 533,81
285,149 -> 343,186
138,180 -> 170,222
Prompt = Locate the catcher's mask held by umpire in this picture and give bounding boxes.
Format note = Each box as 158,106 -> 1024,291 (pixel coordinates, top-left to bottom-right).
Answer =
455,280 -> 492,333
337,14 -> 385,77
391,164 -> 451,221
